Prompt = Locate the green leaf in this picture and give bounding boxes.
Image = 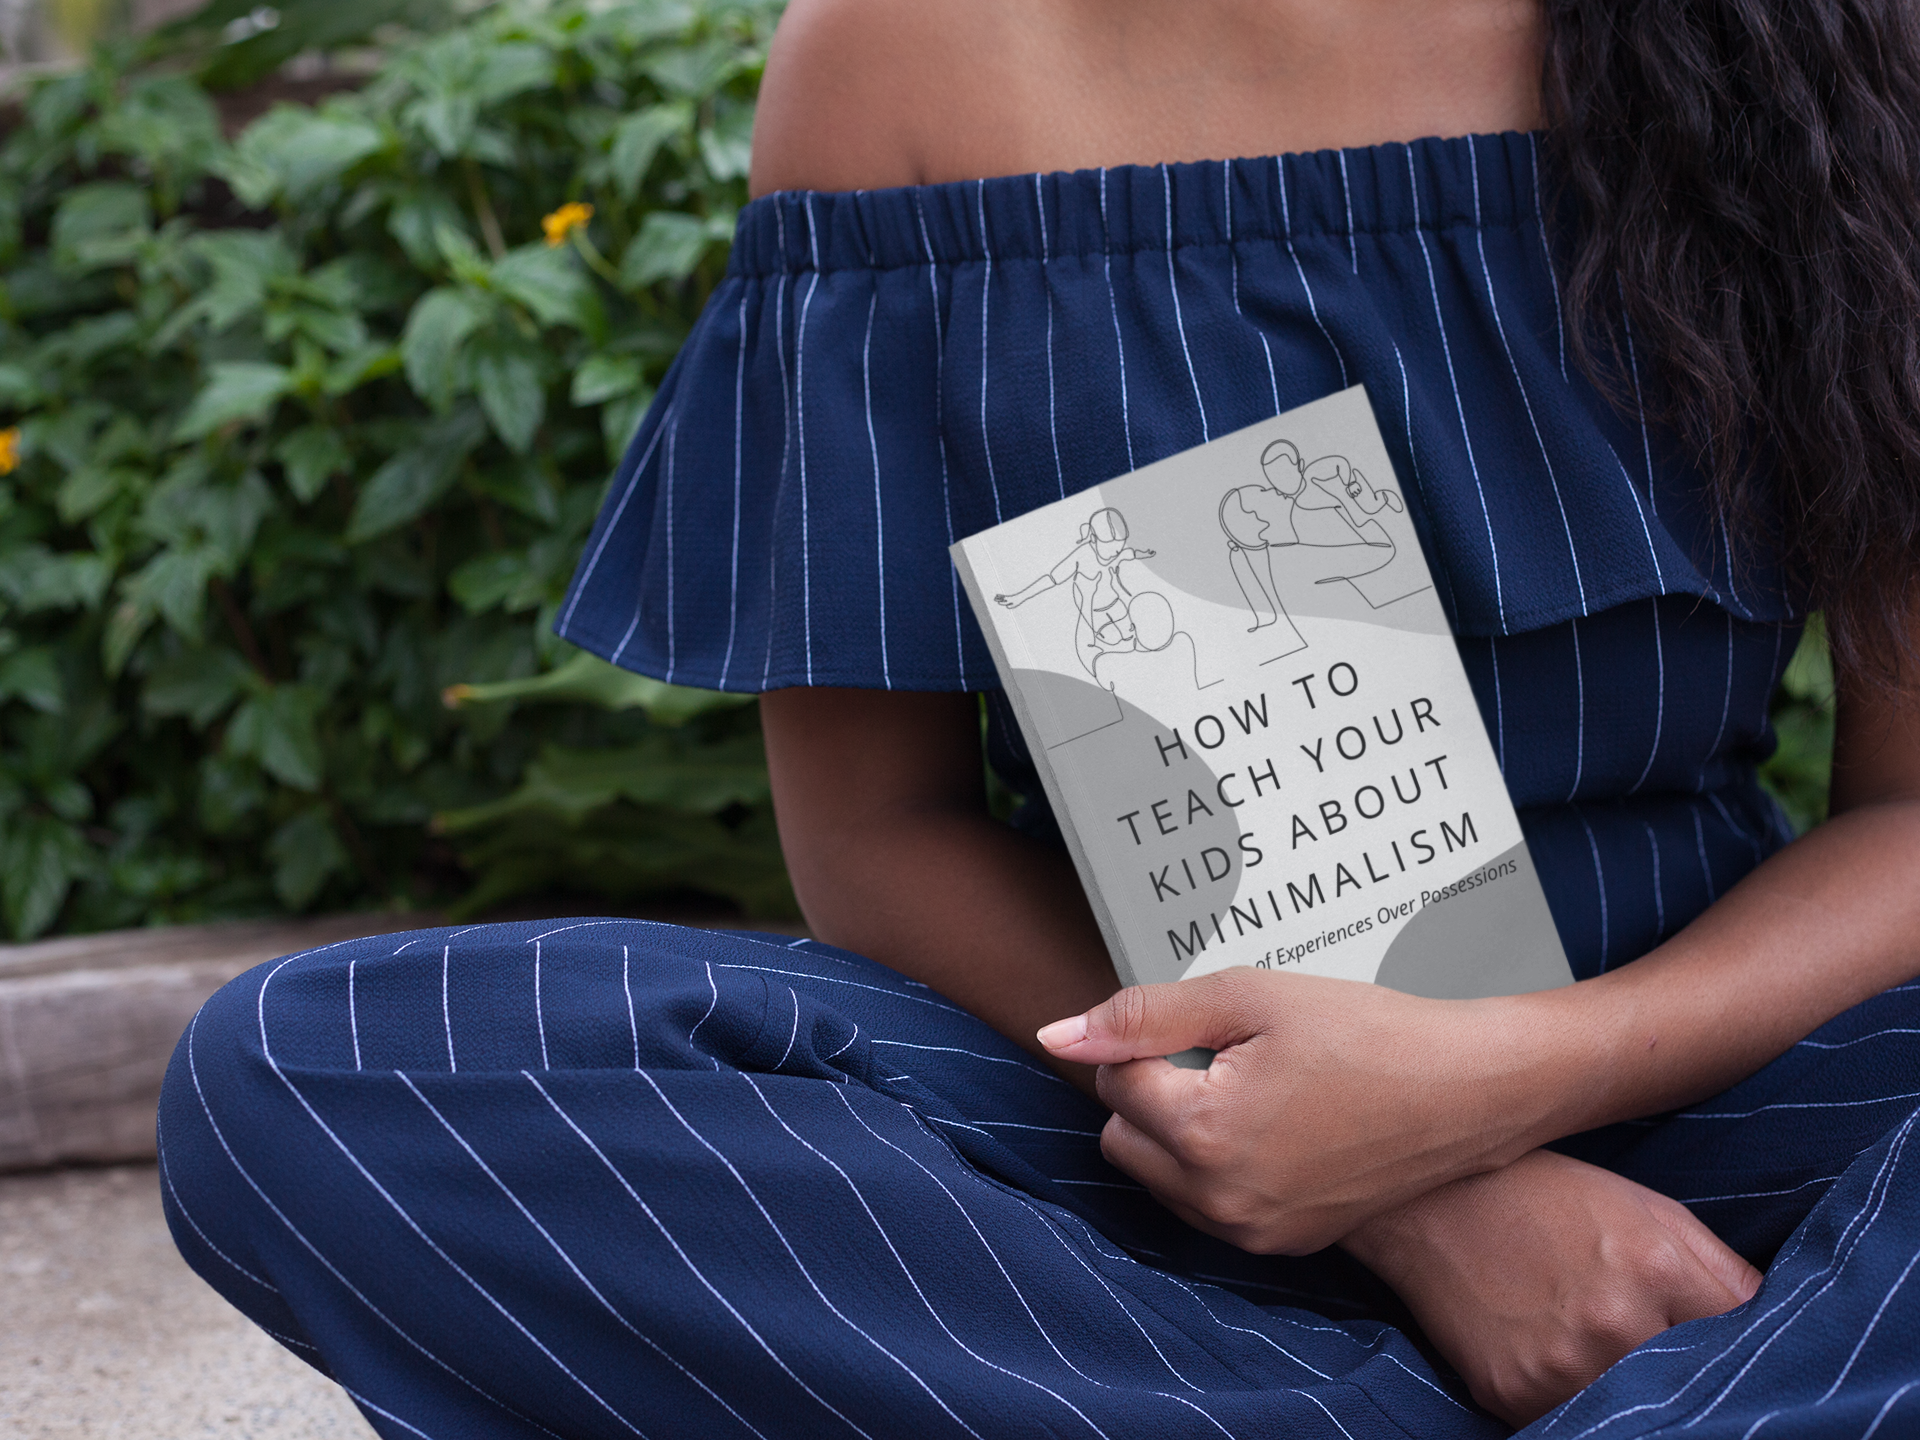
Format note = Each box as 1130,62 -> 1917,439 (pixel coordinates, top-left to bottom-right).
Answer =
275,426 -> 352,503
492,244 -> 603,335
56,464 -> 136,524
324,341 -> 403,397
0,362 -> 40,407
447,551 -> 535,614
445,650 -> 750,724
173,361 -> 293,440
434,221 -> 491,283
0,648 -> 63,714
404,91 -> 479,160
1780,614 -> 1834,704
143,647 -> 256,727
620,212 -> 712,290
469,460 -> 559,524
345,407 -> 487,542
139,469 -> 274,565
50,182 -> 152,271
697,99 -> 755,184
0,546 -> 113,612
267,807 -> 349,909
43,778 -> 93,824
1760,617 -> 1836,834
643,36 -> 744,98
400,286 -> 488,410
177,230 -> 298,336
94,74 -> 222,180
570,354 -> 645,407
227,104 -> 386,208
470,333 -> 545,454
104,600 -> 155,679
121,547 -> 222,641
225,684 -> 326,791
609,102 -> 691,199
198,754 -> 265,834
2,813 -> 92,940
602,385 -> 655,461
388,189 -> 470,270
471,42 -> 557,104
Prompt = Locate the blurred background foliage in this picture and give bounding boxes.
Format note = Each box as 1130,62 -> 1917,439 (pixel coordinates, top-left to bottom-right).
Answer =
1760,618 -> 1834,837
0,0 -> 1835,942
0,0 -> 794,938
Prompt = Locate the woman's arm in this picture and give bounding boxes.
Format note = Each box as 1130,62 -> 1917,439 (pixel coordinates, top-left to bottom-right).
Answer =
1039,633 -> 1920,1248
759,687 -> 1120,1088
1036,635 -> 1920,1417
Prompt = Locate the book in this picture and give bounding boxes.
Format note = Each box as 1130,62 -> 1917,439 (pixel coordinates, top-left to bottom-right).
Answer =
951,385 -> 1574,1003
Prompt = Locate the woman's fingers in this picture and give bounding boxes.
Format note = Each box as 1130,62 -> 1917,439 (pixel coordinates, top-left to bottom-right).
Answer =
1644,1191 -> 1765,1317
1343,1149 -> 1762,1428
1095,1110 -> 1186,1193
1090,1055 -> 1205,1150
1036,973 -> 1256,1065
1041,967 -> 1544,1252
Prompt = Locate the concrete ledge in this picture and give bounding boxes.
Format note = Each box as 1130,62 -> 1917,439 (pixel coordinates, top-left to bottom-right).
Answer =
0,909 -> 809,1174
0,914 -> 438,1173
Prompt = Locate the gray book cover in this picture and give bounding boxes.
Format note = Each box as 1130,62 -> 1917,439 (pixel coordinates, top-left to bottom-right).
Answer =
952,385 -> 1573,997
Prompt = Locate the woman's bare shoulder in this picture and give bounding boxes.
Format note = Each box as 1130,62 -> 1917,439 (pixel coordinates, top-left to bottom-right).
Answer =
748,0 -> 1547,199
749,0 -> 1043,197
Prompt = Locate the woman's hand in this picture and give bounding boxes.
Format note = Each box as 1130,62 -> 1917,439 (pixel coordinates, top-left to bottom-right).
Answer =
1038,967 -> 1573,1252
1342,1149 -> 1762,1427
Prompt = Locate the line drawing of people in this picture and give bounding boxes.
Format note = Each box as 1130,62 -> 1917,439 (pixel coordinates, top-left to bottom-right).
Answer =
1221,438 -> 1428,628
995,507 -> 1158,677
1091,590 -> 1220,702
1297,453 -> 1431,607
1218,439 -> 1312,650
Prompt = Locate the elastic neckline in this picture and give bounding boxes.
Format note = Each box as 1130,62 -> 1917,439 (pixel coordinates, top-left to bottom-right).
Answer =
727,130 -> 1553,276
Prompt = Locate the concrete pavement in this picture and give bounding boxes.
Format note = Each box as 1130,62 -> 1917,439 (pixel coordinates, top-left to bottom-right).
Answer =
1,1163 -> 377,1438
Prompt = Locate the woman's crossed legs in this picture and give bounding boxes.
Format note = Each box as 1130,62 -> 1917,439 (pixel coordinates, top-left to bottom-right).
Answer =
159,921 -> 1920,1439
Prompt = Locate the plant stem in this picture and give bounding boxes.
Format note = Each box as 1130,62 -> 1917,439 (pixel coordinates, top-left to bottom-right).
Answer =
210,577 -> 274,680
571,230 -> 625,289
463,159 -> 508,260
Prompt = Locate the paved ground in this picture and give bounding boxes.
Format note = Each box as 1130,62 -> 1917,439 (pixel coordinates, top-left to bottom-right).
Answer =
1,1163 -> 376,1440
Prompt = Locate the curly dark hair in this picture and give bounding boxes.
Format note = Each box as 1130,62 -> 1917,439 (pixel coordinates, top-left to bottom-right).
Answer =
1544,0 -> 1920,678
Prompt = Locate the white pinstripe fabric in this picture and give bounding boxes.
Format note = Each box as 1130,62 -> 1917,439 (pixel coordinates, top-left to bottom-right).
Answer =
163,922 -> 1920,1439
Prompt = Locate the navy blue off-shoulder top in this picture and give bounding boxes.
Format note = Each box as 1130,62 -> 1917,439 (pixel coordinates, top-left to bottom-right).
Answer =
556,131 -> 1801,981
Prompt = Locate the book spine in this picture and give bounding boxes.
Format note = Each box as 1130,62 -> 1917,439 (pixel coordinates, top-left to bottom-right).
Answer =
949,541 -> 1147,989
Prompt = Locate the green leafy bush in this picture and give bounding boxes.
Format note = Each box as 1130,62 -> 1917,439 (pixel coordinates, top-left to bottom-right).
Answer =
1760,619 -> 1836,836
0,0 -> 794,939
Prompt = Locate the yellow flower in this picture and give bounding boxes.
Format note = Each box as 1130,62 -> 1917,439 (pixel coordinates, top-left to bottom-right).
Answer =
542,202 -> 595,247
0,427 -> 19,476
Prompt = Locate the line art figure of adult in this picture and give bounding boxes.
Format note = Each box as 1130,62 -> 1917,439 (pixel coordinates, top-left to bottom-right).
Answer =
994,507 -> 1158,677
1221,441 -> 1426,646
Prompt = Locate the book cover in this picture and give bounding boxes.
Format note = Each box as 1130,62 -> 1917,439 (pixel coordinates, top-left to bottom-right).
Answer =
951,385 -> 1574,997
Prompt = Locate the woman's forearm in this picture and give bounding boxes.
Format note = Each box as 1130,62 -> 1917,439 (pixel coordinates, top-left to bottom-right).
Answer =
1504,792 -> 1920,1147
760,686 -> 1120,1088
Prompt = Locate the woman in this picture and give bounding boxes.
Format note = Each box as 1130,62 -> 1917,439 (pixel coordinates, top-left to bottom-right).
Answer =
162,0 -> 1920,1434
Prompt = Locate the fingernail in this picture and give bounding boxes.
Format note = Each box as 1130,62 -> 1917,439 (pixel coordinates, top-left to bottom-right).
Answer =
1036,1015 -> 1088,1050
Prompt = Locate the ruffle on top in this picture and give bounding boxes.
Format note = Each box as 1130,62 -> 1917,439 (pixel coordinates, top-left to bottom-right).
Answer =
555,131 -> 1794,693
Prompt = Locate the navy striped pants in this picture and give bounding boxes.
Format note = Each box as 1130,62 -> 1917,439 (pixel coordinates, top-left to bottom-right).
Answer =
159,921 -> 1920,1439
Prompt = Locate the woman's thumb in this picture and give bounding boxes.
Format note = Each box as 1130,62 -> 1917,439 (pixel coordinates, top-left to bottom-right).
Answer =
1037,978 -> 1239,1063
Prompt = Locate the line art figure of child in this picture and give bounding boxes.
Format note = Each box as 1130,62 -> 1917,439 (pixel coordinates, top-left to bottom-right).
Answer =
1220,439 -> 1427,640
994,507 -> 1159,678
